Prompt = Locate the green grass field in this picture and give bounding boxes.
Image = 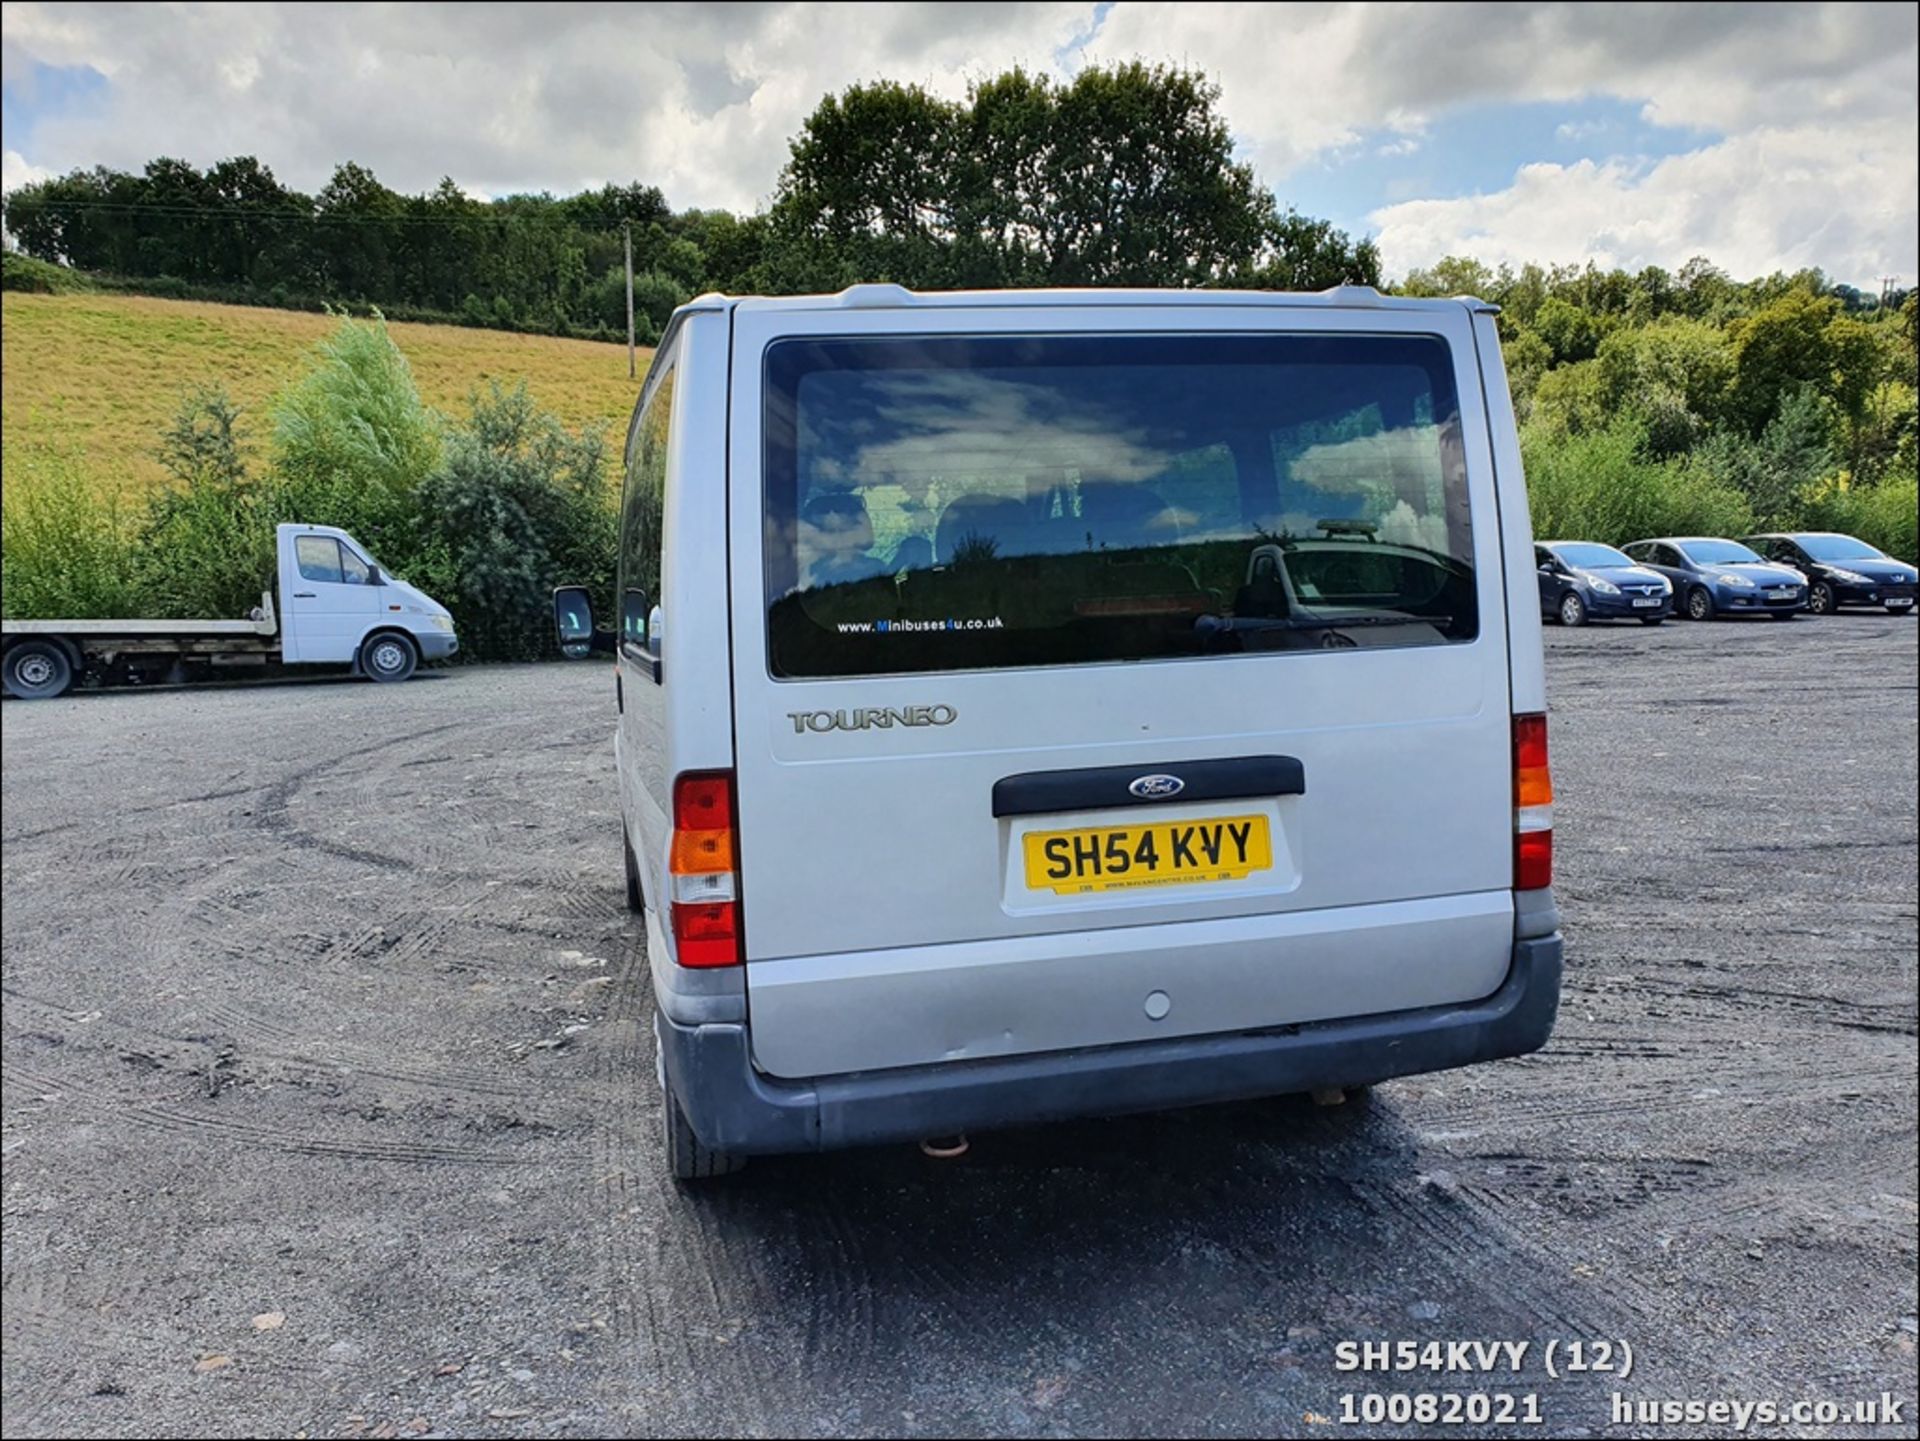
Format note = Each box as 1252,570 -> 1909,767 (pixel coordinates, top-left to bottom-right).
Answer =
2,291 -> 651,497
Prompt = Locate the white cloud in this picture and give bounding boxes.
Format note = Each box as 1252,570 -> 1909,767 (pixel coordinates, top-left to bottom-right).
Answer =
3,148 -> 50,191
1369,115 -> 1920,281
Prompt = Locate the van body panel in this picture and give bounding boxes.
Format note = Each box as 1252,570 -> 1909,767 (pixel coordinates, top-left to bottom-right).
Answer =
721,297 -> 1522,1074
619,310 -> 739,938
748,888 -> 1515,1078
1471,309 -> 1547,716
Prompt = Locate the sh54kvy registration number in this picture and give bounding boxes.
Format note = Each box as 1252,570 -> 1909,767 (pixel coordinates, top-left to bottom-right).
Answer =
1023,814 -> 1272,895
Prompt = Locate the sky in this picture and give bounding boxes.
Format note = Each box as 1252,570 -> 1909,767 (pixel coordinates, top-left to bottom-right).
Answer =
2,1 -> 1915,285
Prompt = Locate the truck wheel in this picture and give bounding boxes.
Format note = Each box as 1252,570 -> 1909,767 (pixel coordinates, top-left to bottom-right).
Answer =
661,1073 -> 746,1183
4,641 -> 74,699
361,633 -> 418,683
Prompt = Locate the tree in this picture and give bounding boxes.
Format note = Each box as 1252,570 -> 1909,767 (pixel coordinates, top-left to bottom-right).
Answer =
770,63 -> 1376,293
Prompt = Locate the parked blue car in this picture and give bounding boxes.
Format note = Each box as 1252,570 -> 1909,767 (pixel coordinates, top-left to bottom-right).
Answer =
1535,542 -> 1673,626
1621,537 -> 1807,621
1744,532 -> 1918,616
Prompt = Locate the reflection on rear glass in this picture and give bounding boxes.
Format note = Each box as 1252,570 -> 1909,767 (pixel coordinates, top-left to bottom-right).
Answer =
764,334 -> 1478,677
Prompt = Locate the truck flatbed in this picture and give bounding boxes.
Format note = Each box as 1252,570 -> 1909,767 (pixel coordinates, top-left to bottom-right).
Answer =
1,594 -> 278,639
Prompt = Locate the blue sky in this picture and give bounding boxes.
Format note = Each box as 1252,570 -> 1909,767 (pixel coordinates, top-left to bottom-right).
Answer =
3,2 -> 1914,283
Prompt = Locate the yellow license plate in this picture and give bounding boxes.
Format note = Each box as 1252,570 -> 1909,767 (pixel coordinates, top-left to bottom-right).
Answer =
1022,814 -> 1272,894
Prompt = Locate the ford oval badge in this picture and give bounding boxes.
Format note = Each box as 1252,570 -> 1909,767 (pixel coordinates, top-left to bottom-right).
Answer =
1128,773 -> 1186,800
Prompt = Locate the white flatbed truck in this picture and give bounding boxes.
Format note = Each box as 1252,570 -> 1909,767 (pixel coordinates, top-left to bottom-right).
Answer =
2,523 -> 458,699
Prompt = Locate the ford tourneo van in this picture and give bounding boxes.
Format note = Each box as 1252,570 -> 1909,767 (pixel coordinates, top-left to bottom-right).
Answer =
554,284 -> 1562,1180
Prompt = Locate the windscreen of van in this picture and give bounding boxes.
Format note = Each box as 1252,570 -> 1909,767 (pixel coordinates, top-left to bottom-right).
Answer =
764,333 -> 1475,678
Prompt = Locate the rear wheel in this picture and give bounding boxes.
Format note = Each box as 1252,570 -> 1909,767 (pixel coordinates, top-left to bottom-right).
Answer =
1686,587 -> 1715,622
361,632 -> 418,683
4,641 -> 74,699
1807,581 -> 1836,615
1558,593 -> 1588,628
661,1073 -> 745,1183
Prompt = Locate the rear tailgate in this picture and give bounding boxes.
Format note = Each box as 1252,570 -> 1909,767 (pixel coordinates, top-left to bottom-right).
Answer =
726,297 -> 1516,1077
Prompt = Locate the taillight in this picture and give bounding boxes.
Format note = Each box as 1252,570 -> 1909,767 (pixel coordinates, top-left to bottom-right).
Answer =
1513,713 -> 1553,890
669,771 -> 742,967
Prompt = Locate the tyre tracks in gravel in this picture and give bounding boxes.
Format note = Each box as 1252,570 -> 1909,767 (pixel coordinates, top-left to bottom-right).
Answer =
4,628 -> 1916,1438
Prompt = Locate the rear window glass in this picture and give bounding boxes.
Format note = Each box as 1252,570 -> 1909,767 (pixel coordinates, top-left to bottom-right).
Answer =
764,333 -> 1475,678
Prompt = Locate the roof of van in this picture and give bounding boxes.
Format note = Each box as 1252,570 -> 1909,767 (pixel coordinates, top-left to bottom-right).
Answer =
675,283 -> 1496,317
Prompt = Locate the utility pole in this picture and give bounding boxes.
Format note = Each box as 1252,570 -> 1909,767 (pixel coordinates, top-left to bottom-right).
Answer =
1880,276 -> 1898,308
624,220 -> 636,380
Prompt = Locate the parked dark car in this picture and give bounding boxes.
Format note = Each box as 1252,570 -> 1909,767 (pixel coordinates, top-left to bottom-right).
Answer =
1621,537 -> 1806,621
1535,542 -> 1673,626
1744,532 -> 1917,616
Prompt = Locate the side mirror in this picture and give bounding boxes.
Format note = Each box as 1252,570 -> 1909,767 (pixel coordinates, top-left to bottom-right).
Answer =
553,585 -> 603,659
366,564 -> 384,586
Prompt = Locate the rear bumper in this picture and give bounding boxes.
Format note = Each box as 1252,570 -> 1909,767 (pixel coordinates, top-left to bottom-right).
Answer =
659,933 -> 1563,1156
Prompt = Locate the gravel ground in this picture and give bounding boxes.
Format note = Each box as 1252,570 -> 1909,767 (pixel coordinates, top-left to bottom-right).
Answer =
3,615 -> 1916,1439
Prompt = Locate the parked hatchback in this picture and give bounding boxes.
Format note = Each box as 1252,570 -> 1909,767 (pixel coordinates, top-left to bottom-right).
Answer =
1744,532 -> 1917,616
552,284 -> 1562,1180
1535,541 -> 1672,626
1621,537 -> 1806,620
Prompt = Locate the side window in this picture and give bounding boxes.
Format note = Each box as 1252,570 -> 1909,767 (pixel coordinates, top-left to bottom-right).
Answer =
621,589 -> 648,645
339,546 -> 371,585
1661,545 -> 1686,568
1535,546 -> 1555,569
619,363 -> 676,657
295,535 -> 344,584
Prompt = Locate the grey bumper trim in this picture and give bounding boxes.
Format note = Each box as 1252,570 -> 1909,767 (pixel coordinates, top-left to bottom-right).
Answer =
659,934 -> 1563,1156
417,631 -> 459,661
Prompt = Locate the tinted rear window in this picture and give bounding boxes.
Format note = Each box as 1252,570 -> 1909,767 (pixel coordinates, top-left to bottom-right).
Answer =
764,333 -> 1475,678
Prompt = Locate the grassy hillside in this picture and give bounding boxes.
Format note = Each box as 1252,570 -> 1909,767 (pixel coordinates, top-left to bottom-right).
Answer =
2,291 -> 650,495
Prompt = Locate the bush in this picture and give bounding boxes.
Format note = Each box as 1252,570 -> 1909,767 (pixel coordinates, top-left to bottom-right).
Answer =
135,388 -> 278,618
1800,469 -> 1919,562
415,382 -> 613,659
268,310 -> 445,570
1522,417 -> 1753,545
0,455 -> 145,618
2,252 -> 93,294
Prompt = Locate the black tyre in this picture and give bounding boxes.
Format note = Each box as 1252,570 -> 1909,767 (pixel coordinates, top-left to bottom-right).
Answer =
1558,593 -> 1588,628
1807,581 -> 1836,616
661,1071 -> 745,1183
360,632 -> 418,683
623,831 -> 644,913
1685,587 -> 1716,622
4,641 -> 74,699
1639,614 -> 1665,626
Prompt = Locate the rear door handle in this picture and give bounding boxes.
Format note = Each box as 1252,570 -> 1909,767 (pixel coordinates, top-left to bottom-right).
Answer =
992,755 -> 1306,818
